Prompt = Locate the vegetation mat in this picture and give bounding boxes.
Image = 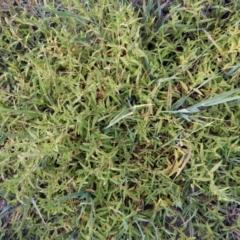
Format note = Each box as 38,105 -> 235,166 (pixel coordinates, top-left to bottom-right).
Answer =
0,0 -> 240,239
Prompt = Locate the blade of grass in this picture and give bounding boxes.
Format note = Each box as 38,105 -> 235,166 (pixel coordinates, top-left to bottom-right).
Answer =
57,190 -> 91,203
104,104 -> 152,129
224,62 -> 240,77
173,71 -> 224,110
165,89 -> 240,114
0,203 -> 14,219
0,107 -> 42,117
186,88 -> 240,113
173,145 -> 192,181
31,198 -> 46,226
35,6 -> 90,25
202,29 -> 223,54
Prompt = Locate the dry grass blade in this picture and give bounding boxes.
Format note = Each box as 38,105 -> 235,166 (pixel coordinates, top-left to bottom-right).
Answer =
173,145 -> 192,182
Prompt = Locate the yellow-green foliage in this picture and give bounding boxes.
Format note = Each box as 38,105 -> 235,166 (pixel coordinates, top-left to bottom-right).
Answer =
0,0 -> 239,239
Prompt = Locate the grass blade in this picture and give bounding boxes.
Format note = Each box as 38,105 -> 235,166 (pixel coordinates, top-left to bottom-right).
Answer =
35,6 -> 90,25
0,107 -> 42,117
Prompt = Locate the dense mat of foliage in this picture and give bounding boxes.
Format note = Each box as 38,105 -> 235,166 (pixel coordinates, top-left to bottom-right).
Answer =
0,0 -> 240,239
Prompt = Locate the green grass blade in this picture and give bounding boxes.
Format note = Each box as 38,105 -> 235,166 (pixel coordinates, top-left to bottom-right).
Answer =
0,107 -> 42,117
35,6 -> 90,25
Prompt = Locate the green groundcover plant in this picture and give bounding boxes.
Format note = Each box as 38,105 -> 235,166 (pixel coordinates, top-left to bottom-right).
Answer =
0,0 -> 240,239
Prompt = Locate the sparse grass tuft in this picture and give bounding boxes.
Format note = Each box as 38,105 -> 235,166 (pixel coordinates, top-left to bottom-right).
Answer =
0,0 -> 240,239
